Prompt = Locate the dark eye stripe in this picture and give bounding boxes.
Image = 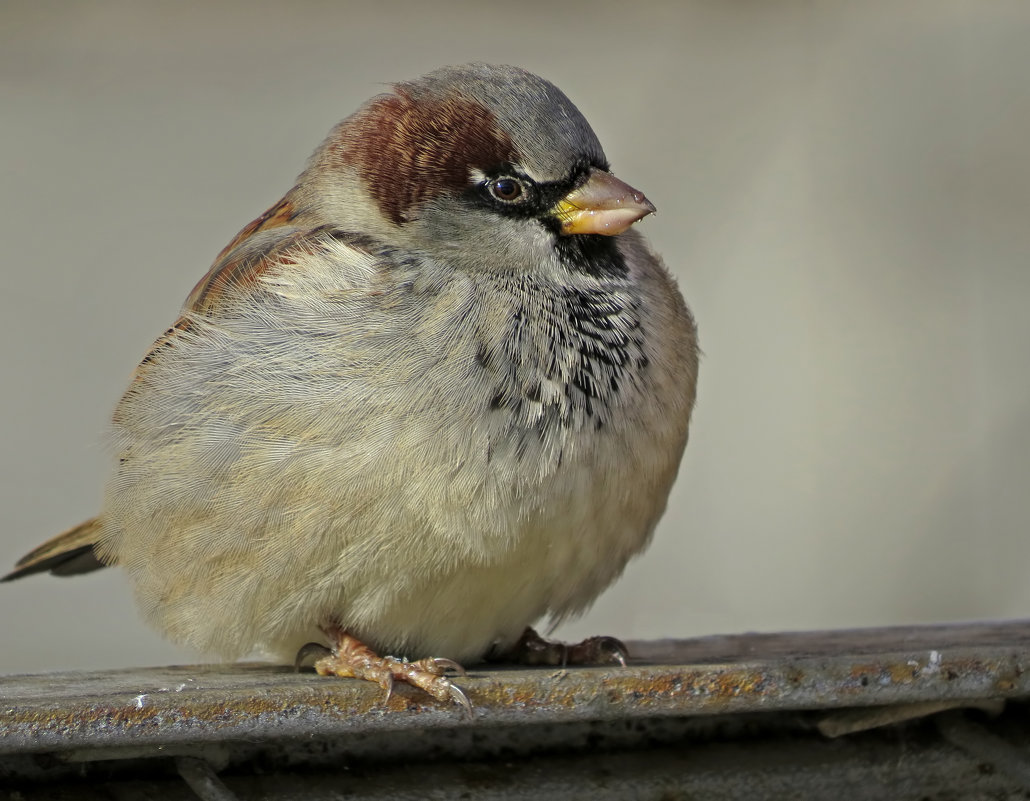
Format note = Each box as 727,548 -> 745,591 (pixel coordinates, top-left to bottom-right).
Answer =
470,159 -> 599,225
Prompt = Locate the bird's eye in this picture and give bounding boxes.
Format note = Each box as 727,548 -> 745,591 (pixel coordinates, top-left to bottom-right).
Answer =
489,177 -> 524,202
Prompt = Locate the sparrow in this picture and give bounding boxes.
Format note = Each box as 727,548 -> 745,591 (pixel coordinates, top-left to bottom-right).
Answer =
5,64 -> 698,710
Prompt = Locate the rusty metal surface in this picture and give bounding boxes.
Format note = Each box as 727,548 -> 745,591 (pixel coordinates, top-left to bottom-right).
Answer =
1,620 -> 1028,758
2,621 -> 1030,799
7,713 -> 1030,801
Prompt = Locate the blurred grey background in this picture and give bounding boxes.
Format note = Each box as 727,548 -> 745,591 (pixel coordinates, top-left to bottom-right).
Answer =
2,1 -> 1028,674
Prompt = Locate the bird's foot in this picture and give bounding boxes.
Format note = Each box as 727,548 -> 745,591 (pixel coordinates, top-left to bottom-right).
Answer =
489,626 -> 629,667
296,626 -> 471,714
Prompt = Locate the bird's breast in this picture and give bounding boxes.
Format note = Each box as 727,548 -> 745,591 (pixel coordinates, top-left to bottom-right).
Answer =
472,278 -> 648,459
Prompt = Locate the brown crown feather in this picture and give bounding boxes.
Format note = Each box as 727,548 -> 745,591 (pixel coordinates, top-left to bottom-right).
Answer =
328,88 -> 519,225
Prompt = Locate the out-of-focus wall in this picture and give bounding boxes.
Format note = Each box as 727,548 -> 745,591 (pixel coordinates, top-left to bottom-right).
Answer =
2,1 -> 1028,673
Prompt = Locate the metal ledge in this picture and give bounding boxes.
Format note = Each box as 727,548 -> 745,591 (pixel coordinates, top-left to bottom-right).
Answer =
2,621 -> 1030,799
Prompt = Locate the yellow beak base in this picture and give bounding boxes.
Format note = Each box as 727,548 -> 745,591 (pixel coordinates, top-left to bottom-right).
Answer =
553,169 -> 656,236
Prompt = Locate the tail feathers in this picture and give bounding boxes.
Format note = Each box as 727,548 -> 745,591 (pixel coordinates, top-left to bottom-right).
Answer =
2,517 -> 109,582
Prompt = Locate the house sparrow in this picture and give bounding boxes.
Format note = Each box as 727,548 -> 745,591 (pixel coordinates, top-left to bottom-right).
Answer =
5,64 -> 698,710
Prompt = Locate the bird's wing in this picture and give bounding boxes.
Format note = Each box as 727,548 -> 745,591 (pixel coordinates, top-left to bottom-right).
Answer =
2,518 -> 106,581
5,198 -> 385,583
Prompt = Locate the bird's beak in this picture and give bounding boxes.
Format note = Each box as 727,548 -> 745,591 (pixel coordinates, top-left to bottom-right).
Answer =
553,168 -> 656,236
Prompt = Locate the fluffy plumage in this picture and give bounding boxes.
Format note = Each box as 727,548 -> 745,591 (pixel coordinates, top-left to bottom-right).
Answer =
6,64 -> 698,671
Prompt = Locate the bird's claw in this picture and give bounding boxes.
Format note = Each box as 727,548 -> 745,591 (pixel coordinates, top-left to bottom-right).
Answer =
430,657 -> 467,676
446,680 -> 473,717
491,627 -> 631,667
294,641 -> 332,671
310,626 -> 472,713
573,635 -> 629,667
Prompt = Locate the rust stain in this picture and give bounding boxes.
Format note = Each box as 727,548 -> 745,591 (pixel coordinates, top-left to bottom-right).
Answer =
4,685 -> 386,740
4,630 -> 1030,752
590,667 -> 776,713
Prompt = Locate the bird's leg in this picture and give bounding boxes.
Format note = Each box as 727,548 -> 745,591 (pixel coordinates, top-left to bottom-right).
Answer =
297,624 -> 471,713
489,626 -> 629,667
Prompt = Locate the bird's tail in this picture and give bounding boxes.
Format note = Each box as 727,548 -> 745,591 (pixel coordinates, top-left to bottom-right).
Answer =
2,517 -> 108,581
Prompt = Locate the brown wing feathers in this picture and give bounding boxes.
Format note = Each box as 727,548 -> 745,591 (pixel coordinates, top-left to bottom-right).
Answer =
2,518 -> 107,581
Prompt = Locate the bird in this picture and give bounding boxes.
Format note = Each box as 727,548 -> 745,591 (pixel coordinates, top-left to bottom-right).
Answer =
4,64 -> 698,710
